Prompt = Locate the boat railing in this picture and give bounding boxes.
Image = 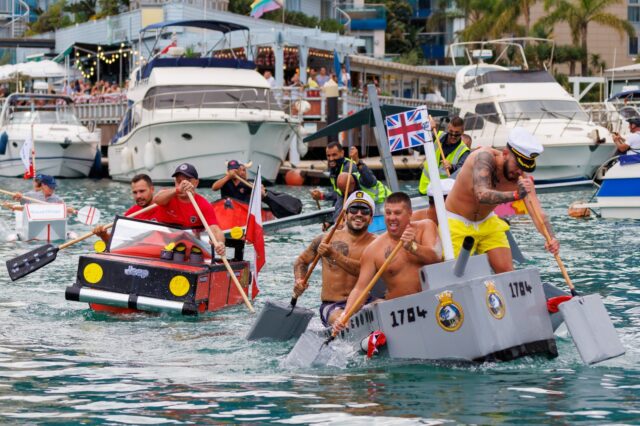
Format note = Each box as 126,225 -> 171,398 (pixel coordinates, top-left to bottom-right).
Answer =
582,101 -> 640,133
464,108 -> 595,139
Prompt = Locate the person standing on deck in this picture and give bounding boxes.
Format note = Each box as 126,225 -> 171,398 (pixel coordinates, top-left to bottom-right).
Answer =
293,192 -> 377,327
612,117 -> 640,155
418,116 -> 470,195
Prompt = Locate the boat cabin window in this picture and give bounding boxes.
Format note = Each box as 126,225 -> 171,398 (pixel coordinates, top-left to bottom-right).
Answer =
475,103 -> 501,124
8,106 -> 81,125
108,217 -> 212,259
499,100 -> 589,122
142,85 -> 281,111
463,113 -> 485,130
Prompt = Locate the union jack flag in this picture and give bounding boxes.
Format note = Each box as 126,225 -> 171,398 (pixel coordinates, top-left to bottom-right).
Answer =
385,107 -> 431,152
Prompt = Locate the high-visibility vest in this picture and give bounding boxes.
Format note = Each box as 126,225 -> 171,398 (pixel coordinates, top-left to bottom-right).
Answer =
419,138 -> 469,195
330,159 -> 392,203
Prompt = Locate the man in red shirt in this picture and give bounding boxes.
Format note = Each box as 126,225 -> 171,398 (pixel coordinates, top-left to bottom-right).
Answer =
154,163 -> 226,257
94,174 -> 164,242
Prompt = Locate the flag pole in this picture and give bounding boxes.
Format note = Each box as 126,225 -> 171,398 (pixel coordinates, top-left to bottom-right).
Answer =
30,122 -> 36,180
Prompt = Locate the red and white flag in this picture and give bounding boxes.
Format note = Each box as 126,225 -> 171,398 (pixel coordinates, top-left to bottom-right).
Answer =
20,134 -> 34,179
245,165 -> 265,299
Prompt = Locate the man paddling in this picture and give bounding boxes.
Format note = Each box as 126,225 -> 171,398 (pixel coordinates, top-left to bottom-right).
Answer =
7,175 -> 77,215
333,192 -> 442,333
211,160 -> 264,203
154,163 -> 225,257
93,174 -> 164,242
293,192 -> 376,327
444,127 -> 559,273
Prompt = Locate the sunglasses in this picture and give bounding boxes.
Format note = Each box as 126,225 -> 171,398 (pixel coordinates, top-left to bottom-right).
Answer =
448,132 -> 462,138
347,205 -> 372,215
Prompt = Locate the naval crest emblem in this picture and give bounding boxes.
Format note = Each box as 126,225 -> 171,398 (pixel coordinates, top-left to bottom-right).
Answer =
485,280 -> 506,320
435,290 -> 464,332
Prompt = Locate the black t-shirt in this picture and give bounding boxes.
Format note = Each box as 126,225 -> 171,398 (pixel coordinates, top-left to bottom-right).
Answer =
221,180 -> 252,203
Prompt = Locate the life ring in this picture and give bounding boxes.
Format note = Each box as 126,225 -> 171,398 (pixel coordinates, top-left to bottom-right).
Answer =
143,141 -> 156,170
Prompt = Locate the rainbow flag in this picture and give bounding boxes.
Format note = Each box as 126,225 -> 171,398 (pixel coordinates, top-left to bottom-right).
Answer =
250,0 -> 281,18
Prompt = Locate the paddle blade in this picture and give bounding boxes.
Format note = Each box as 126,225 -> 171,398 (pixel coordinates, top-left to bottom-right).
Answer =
6,244 -> 59,281
76,206 -> 101,226
246,300 -> 314,341
559,294 -> 625,365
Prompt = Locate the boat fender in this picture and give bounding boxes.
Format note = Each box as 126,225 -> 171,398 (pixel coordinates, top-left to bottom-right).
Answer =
0,132 -> 8,155
91,147 -> 102,175
120,146 -> 133,173
143,141 -> 156,170
360,330 -> 387,358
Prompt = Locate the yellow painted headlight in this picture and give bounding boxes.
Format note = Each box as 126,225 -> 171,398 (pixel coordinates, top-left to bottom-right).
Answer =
83,263 -> 103,284
94,240 -> 106,253
169,275 -> 190,297
230,226 -> 244,240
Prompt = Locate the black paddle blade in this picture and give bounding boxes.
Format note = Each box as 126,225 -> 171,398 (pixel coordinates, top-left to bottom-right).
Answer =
6,244 -> 59,281
285,297 -> 298,317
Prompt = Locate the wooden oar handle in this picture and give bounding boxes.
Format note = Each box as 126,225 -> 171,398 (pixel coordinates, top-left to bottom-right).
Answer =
333,240 -> 404,336
429,115 -> 450,177
301,209 -> 346,284
58,203 -> 159,250
186,191 -> 255,313
524,195 -> 575,292
233,174 -> 255,189
0,188 -> 47,205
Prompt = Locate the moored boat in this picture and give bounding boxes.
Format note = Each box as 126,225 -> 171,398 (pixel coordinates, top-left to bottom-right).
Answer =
0,93 -> 101,177
108,20 -> 298,184
64,216 -> 251,315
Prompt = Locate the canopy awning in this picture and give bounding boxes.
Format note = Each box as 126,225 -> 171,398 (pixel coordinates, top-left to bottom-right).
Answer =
303,105 -> 449,143
141,20 -> 249,34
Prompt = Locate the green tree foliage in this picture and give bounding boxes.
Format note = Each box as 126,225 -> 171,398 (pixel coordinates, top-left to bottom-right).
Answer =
541,0 -> 635,75
64,0 -> 97,22
27,0 -> 73,35
96,0 -> 130,18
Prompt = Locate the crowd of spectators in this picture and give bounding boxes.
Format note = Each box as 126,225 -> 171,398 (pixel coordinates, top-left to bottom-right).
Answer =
61,79 -> 128,103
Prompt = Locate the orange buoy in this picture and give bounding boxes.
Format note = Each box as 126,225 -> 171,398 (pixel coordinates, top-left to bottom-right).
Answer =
568,201 -> 591,218
285,169 -> 304,186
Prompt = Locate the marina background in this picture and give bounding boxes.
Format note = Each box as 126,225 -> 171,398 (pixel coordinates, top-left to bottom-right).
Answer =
0,178 -> 638,424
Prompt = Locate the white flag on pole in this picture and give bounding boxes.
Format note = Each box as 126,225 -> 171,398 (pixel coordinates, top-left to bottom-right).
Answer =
20,135 -> 32,171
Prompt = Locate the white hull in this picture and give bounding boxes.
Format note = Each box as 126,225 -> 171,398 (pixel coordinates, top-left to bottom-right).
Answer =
595,161 -> 640,219
0,126 -> 99,178
108,118 -> 294,183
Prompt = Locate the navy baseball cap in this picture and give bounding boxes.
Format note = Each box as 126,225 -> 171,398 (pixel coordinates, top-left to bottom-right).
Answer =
171,163 -> 198,179
40,174 -> 57,188
227,160 -> 246,170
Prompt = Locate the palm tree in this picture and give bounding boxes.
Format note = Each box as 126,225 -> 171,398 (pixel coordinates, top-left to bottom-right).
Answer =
542,0 -> 636,76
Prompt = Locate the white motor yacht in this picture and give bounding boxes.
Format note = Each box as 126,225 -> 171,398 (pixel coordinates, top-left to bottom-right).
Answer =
108,20 -> 298,184
0,93 -> 101,177
450,38 -> 615,185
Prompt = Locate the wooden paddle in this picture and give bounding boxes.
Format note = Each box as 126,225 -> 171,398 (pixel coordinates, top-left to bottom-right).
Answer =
6,203 -> 158,281
326,239 -> 404,344
186,191 -> 255,313
523,193 -> 576,296
288,160 -> 354,311
428,115 -> 450,177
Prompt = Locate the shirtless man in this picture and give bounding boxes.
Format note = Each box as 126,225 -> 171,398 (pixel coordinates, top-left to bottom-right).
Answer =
333,192 -> 442,332
445,127 -> 559,273
293,191 -> 376,327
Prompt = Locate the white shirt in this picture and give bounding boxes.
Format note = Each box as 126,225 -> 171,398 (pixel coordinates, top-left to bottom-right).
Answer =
626,132 -> 640,154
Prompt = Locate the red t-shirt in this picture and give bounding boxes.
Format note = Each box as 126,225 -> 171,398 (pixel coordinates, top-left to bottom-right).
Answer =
124,204 -> 166,223
161,193 -> 219,228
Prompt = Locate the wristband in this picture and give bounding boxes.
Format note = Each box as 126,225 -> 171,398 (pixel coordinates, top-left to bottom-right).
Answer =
513,190 -> 520,201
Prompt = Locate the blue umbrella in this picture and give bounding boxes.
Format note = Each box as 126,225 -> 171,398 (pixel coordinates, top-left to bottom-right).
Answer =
333,49 -> 342,87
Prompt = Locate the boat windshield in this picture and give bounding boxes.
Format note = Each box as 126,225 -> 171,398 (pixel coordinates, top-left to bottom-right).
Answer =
499,100 -> 589,122
9,109 -> 81,125
109,217 -> 212,259
142,85 -> 281,111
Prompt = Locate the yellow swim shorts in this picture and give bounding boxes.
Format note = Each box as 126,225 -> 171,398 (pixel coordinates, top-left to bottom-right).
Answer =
446,212 -> 510,256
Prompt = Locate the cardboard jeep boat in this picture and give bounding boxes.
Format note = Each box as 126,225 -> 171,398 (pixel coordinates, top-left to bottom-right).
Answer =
65,216 -> 251,315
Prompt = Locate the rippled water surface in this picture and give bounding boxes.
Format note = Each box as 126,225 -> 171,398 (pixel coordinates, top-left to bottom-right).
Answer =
0,178 -> 638,425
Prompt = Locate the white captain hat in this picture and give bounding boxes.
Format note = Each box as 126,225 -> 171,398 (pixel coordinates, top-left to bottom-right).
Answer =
345,191 -> 375,211
507,127 -> 543,172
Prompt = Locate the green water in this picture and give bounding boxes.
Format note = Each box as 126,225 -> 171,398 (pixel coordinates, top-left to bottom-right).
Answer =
0,178 -> 638,425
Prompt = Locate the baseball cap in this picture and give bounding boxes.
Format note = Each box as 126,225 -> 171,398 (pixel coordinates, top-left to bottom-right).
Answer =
227,160 -> 245,170
39,174 -> 56,188
345,191 -> 375,212
35,174 -> 43,182
627,117 -> 640,126
506,127 -> 543,172
171,163 -> 198,179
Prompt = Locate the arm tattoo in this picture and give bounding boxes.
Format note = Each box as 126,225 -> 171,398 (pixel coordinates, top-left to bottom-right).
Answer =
473,152 -> 516,205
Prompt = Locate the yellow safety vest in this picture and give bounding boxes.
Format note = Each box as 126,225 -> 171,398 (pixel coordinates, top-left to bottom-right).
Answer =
419,139 -> 469,195
331,159 -> 392,203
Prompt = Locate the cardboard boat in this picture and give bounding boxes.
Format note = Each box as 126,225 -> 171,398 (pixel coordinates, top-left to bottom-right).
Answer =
211,198 -> 275,230
64,216 -> 251,315
12,203 -> 68,242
